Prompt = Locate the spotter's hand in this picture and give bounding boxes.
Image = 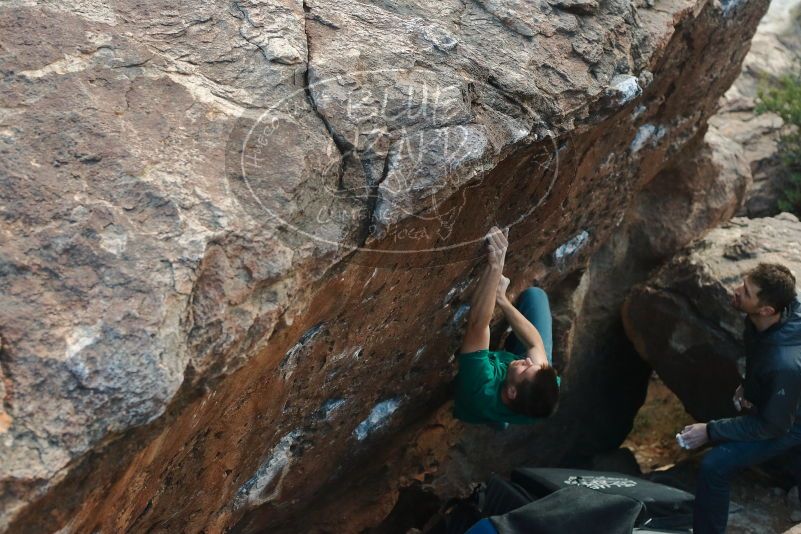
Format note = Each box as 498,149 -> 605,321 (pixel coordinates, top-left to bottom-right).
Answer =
680,423 -> 709,450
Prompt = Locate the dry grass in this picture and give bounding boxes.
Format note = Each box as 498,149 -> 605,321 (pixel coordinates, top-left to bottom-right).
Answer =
623,373 -> 695,472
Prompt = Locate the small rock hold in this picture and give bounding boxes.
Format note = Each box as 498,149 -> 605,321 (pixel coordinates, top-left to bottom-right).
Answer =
553,230 -> 590,266
630,123 -> 666,154
354,399 -> 401,441
722,234 -> 759,260
609,74 -> 642,105
551,0 -> 599,14
421,26 -> 458,52
573,39 -> 602,64
268,39 -> 303,65
553,12 -> 579,34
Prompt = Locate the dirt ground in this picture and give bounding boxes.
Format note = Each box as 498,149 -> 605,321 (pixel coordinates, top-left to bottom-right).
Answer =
624,374 -> 801,533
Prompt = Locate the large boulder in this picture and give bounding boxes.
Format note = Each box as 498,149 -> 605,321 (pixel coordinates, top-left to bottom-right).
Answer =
623,213 -> 801,422
0,0 -> 769,531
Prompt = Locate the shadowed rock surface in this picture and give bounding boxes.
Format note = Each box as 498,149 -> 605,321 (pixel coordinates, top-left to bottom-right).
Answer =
0,0 -> 770,531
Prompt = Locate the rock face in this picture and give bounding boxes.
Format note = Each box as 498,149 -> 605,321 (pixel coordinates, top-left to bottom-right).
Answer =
523,119 -> 751,458
0,0 -> 769,532
623,214 -> 801,422
710,0 -> 801,217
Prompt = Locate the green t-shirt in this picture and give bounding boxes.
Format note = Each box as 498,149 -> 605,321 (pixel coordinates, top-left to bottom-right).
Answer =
454,349 -> 560,424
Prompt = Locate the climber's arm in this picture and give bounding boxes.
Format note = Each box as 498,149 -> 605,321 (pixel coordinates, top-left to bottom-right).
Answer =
460,227 -> 507,354
496,292 -> 548,363
460,264 -> 501,352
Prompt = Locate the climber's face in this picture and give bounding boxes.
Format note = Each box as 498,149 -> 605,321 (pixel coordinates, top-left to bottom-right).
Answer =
505,357 -> 546,397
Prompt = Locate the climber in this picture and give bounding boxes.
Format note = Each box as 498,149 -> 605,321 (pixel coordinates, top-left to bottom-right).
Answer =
676,263 -> 801,534
453,225 -> 560,425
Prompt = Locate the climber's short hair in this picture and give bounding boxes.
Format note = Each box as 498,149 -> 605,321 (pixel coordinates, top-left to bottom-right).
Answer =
507,365 -> 559,418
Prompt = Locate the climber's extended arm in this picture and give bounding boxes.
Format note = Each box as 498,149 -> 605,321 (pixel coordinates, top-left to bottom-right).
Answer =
496,284 -> 548,362
460,227 -> 507,354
